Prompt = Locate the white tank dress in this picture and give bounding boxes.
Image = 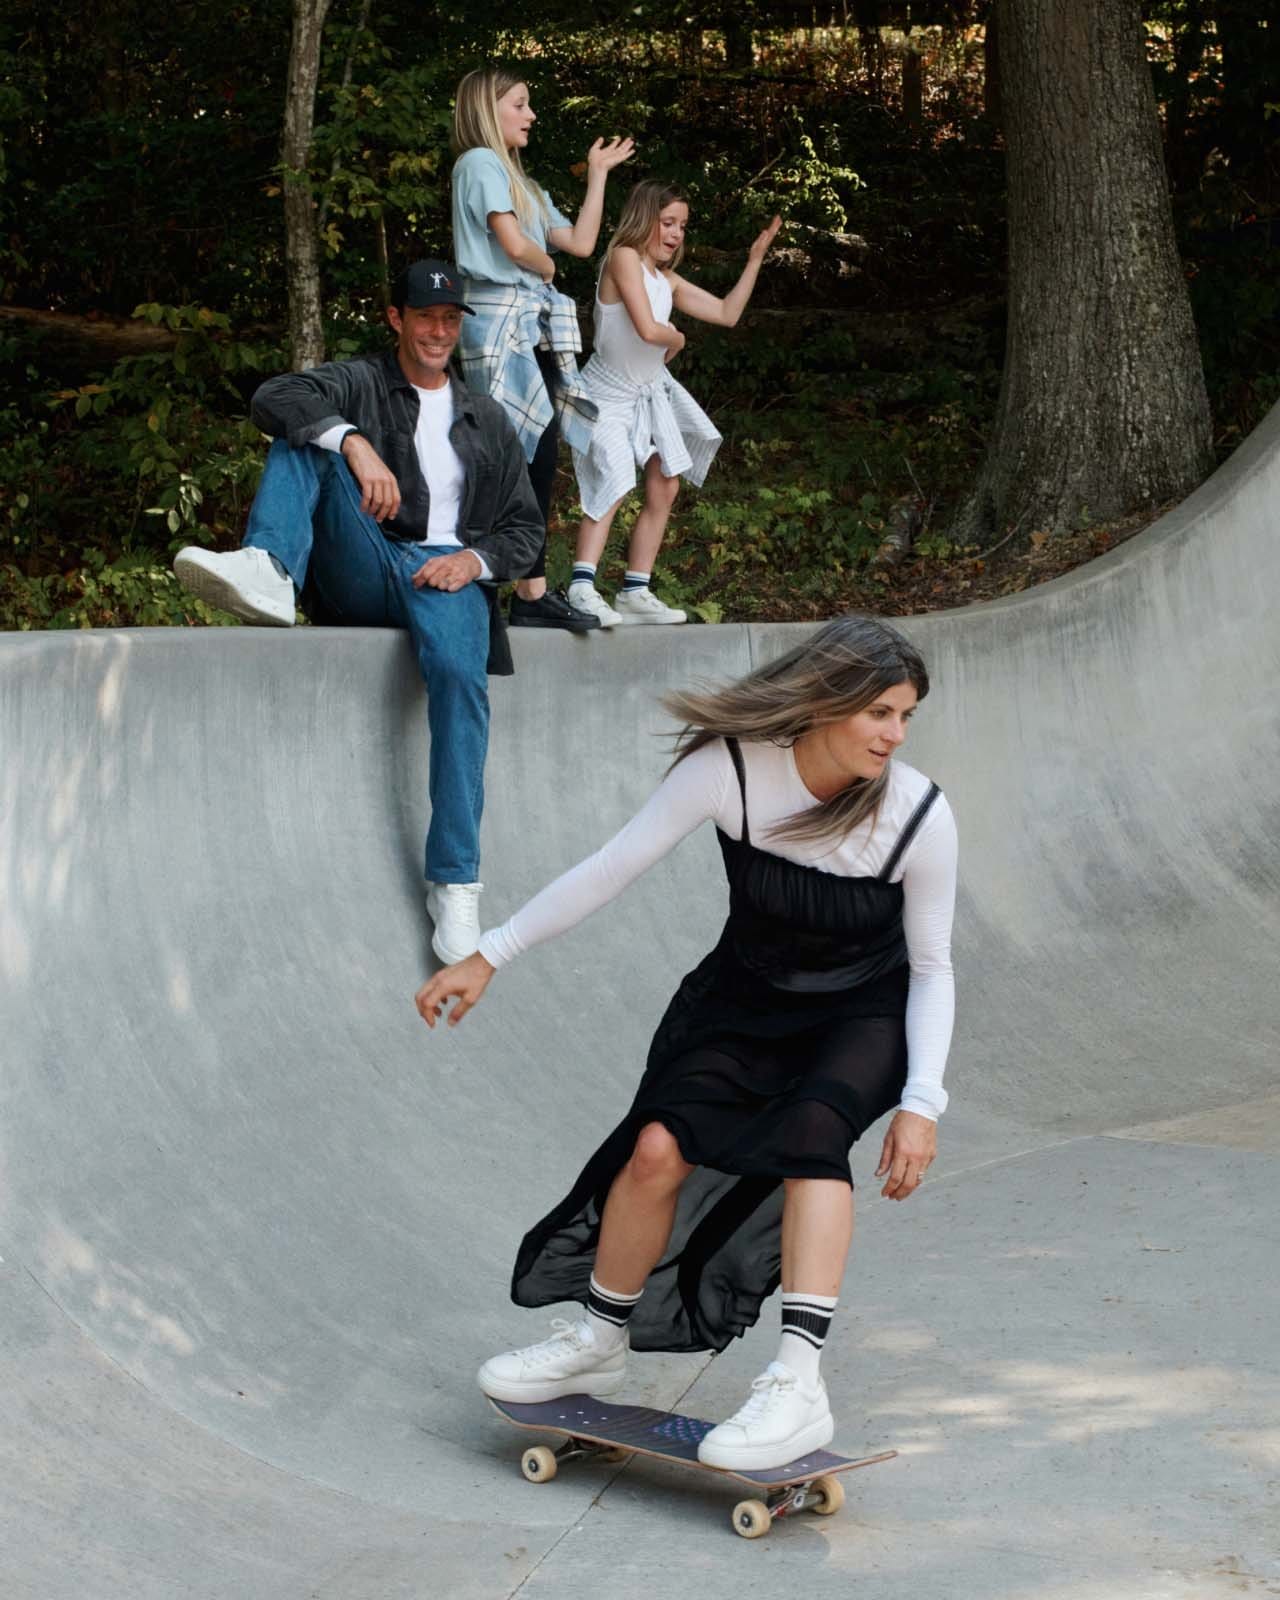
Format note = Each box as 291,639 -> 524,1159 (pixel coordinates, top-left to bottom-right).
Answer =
571,262 -> 723,521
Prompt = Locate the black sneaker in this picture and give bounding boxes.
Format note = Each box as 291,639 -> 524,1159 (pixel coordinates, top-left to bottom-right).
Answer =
508,587 -> 602,632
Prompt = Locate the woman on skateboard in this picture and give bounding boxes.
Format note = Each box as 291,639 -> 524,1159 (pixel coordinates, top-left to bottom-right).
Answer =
415,614 -> 957,1470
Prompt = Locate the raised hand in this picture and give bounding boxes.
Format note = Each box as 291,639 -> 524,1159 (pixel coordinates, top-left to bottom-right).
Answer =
747,215 -> 783,264
586,136 -> 636,176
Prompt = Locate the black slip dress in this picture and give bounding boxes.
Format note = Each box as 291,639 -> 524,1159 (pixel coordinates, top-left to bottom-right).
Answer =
511,737 -> 942,1353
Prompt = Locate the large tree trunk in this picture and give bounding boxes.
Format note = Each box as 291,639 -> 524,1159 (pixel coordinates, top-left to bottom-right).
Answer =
723,16 -> 754,69
282,0 -> 332,372
954,0 -> 1212,543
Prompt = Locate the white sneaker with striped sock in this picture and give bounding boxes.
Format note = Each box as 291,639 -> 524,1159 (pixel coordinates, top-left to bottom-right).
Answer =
696,1361 -> 833,1470
478,1318 -> 628,1403
567,580 -> 622,628
612,586 -> 687,625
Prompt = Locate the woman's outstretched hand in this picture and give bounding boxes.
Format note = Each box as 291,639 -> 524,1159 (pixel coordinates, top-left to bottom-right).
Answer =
415,952 -> 495,1029
747,215 -> 783,263
586,136 -> 636,176
876,1109 -> 937,1200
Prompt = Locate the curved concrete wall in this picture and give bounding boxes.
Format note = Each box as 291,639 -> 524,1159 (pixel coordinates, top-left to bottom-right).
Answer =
2,404 -> 1277,1598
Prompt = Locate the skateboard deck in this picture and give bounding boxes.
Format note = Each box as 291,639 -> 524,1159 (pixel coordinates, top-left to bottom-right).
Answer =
489,1392 -> 896,1538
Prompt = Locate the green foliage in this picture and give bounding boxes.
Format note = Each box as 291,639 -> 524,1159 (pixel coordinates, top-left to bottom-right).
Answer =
0,548 -> 235,631
2,305 -> 271,595
542,348 -> 997,624
3,8 -> 1277,631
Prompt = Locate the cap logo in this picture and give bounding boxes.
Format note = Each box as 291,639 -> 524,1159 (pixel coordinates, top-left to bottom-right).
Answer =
431,272 -> 448,289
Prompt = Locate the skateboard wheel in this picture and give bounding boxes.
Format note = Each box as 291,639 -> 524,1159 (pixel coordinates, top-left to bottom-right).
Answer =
731,1499 -> 771,1539
597,1447 -> 631,1465
521,1446 -> 558,1483
810,1474 -> 844,1515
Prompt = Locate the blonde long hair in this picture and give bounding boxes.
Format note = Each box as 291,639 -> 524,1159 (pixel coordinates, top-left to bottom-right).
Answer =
451,66 -> 548,233
603,180 -> 688,275
664,615 -> 930,847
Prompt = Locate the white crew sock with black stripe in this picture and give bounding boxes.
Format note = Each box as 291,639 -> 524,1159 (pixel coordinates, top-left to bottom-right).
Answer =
776,1291 -> 838,1384
585,1275 -> 642,1351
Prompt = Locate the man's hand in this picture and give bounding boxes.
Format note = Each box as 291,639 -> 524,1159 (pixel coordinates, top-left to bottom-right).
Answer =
341,433 -> 401,522
412,549 -> 483,592
875,1109 -> 937,1200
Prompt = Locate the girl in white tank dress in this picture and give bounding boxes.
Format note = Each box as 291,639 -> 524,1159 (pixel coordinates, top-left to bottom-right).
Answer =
567,182 -> 781,627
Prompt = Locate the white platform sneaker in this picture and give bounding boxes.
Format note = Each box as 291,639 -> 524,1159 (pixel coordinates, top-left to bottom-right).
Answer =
612,586 -> 687,625
426,882 -> 483,965
173,546 -> 296,626
478,1318 -> 628,1403
696,1362 -> 834,1470
566,580 -> 621,628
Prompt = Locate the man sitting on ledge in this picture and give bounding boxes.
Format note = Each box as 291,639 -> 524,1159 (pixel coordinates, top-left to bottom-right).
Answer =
174,259 -> 542,964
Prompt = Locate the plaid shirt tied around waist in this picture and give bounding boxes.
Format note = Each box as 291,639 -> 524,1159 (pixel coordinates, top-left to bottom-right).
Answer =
457,281 -> 598,463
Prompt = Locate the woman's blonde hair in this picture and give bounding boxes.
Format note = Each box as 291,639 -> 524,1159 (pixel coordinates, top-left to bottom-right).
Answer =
664,615 -> 930,847
603,180 -> 688,274
451,66 -> 547,232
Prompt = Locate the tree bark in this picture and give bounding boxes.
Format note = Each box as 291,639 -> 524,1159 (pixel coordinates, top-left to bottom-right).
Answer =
902,44 -> 925,127
982,8 -> 1001,125
282,0 -> 333,372
723,17 -> 754,69
953,0 -> 1212,543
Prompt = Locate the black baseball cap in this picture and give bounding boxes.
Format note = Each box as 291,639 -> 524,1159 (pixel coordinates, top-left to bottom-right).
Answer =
391,259 -> 474,314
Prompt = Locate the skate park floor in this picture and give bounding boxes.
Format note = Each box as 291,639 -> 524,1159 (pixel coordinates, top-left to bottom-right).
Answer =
2,406 -> 1278,1599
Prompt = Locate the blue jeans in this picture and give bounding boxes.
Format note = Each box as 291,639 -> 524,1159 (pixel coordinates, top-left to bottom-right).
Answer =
245,440 -> 489,885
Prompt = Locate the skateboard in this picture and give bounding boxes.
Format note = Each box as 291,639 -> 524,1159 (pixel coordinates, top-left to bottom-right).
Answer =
488,1392 -> 896,1539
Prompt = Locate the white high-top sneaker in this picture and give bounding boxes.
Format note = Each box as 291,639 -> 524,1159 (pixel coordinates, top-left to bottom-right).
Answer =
173,546 -> 296,626
612,586 -> 687,625
696,1361 -> 834,1470
478,1318 -> 628,1403
426,882 -> 483,965
567,580 -> 621,628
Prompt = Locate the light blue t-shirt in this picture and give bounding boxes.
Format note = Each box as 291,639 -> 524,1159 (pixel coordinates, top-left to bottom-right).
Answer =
451,147 -> 572,286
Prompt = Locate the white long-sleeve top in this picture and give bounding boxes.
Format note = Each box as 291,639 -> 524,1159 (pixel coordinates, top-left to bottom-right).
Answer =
478,738 -> 958,1120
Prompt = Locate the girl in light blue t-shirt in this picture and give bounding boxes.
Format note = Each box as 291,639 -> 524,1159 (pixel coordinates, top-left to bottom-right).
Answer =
451,65 -> 633,632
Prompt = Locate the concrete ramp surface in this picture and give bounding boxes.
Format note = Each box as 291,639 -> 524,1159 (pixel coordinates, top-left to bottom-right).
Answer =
2,407 -> 1278,1599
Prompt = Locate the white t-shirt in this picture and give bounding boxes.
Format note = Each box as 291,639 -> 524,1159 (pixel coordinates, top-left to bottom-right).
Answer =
478,738 -> 958,1120
412,382 -> 464,546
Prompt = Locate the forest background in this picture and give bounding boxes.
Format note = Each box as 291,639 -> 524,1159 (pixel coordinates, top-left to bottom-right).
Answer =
1,0 -> 1276,629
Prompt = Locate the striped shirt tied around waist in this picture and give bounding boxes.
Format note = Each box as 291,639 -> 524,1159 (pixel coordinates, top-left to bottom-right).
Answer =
571,356 -> 723,523
457,280 -> 598,464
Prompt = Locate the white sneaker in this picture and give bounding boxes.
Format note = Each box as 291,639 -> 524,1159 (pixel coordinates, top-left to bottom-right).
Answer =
612,586 -> 687,625
567,580 -> 621,628
696,1362 -> 834,1470
478,1317 -> 627,1403
426,881 -> 483,965
173,546 -> 296,626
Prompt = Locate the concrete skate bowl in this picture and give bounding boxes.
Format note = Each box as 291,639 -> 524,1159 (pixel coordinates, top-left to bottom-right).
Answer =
2,404 -> 1278,1600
